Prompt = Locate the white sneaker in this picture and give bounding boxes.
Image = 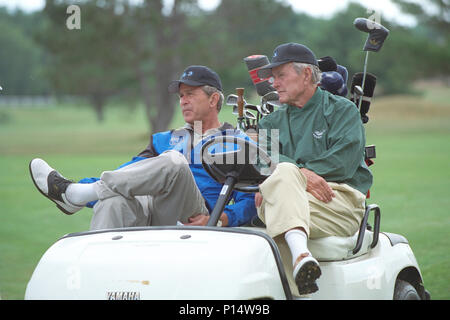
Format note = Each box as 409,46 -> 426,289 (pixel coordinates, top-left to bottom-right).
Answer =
29,158 -> 83,215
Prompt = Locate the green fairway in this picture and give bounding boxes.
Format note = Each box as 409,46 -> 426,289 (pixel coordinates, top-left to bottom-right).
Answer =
0,86 -> 449,300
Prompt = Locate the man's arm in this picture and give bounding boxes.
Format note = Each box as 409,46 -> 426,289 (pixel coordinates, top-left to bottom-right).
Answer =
223,191 -> 257,227
184,186 -> 257,227
301,102 -> 366,181
297,101 -> 366,202
299,167 -> 335,203
257,101 -> 363,203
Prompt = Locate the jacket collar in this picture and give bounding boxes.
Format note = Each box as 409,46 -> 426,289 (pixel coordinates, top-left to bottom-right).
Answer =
287,86 -> 323,112
182,122 -> 234,132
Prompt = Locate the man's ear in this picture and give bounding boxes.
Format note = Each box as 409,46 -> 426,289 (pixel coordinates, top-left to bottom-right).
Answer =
209,92 -> 220,108
303,67 -> 313,84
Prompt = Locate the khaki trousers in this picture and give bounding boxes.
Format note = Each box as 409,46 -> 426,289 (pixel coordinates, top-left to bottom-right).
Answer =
257,162 -> 366,295
257,162 -> 366,240
90,150 -> 209,230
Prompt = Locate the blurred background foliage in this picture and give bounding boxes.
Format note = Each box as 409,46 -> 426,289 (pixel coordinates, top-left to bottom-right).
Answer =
0,0 -> 449,133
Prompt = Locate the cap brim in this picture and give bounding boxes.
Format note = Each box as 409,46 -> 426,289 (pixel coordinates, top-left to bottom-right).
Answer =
257,61 -> 287,78
168,79 -> 205,93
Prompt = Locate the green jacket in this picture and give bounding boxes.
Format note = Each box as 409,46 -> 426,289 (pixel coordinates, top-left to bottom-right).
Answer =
258,87 -> 373,196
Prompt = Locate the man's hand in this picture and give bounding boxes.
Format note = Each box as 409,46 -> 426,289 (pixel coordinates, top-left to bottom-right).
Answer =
255,192 -> 263,208
185,213 -> 228,226
185,214 -> 209,226
300,168 -> 335,203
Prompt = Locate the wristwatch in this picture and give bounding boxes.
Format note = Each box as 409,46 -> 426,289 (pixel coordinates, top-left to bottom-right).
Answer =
216,219 -> 223,227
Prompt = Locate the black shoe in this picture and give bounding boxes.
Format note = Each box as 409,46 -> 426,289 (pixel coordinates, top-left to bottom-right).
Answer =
293,254 -> 322,295
29,158 -> 83,215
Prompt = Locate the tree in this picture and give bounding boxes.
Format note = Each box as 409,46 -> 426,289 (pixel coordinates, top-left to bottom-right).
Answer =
192,0 -> 309,96
36,0 -> 136,122
0,8 -> 49,95
392,0 -> 449,43
36,0 -> 203,132
16,0 -> 449,131
126,0 -> 195,133
391,0 -> 450,77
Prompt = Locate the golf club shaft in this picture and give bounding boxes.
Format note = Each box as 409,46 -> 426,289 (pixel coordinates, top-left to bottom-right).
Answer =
358,51 -> 369,110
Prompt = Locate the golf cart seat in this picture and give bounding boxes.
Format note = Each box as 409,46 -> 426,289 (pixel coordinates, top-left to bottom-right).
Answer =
248,204 -> 379,262
309,229 -> 374,261
201,136 -> 380,262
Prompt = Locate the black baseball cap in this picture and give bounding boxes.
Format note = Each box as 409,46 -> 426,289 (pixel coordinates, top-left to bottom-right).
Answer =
168,65 -> 222,93
257,43 -> 319,78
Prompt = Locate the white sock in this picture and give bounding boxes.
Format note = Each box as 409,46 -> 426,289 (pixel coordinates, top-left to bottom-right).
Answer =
66,183 -> 98,206
284,229 -> 311,266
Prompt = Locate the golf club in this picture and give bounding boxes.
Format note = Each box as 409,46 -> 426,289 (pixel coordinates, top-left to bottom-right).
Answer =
351,72 -> 377,123
226,94 -> 248,115
243,55 -> 276,97
261,91 -> 281,115
353,17 -> 389,110
236,88 -> 245,131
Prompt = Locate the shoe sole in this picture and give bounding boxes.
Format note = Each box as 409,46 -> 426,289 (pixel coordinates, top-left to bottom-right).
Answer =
295,260 -> 322,295
29,160 -> 76,215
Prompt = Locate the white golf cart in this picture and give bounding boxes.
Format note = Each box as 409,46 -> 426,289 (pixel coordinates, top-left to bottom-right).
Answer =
25,135 -> 430,300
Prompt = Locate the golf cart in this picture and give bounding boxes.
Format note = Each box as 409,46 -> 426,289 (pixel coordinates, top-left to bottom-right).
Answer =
24,134 -> 430,300
25,17 -> 429,300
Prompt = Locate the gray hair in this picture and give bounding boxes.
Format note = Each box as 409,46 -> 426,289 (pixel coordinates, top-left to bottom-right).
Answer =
292,62 -> 322,85
201,85 -> 224,112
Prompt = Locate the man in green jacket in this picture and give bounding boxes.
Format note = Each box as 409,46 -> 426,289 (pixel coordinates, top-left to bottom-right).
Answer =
255,42 -> 373,295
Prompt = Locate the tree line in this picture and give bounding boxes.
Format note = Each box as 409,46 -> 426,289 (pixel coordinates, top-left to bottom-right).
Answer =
0,0 -> 448,133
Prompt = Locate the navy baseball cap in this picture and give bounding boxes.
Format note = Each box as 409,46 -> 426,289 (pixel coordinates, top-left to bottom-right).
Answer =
168,65 -> 222,93
257,43 -> 319,78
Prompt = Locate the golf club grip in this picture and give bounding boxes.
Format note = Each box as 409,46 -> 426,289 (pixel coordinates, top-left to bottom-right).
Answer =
236,88 -> 244,118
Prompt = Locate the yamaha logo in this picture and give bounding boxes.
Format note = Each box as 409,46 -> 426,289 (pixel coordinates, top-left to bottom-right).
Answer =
107,291 -> 141,300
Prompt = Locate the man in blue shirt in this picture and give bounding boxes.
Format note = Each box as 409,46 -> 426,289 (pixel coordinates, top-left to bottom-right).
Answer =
29,65 -> 256,230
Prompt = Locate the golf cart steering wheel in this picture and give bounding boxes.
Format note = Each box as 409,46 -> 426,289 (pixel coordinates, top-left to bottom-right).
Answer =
201,136 -> 275,193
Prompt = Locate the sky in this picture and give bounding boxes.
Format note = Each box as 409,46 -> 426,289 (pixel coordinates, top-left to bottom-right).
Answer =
0,0 -> 418,26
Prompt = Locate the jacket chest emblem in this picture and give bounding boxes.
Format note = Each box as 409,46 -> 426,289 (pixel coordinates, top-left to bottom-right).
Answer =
313,130 -> 326,139
170,135 -> 184,146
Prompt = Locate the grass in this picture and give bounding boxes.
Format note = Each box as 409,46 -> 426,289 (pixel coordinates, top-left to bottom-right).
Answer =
0,84 -> 449,299
361,85 -> 450,299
